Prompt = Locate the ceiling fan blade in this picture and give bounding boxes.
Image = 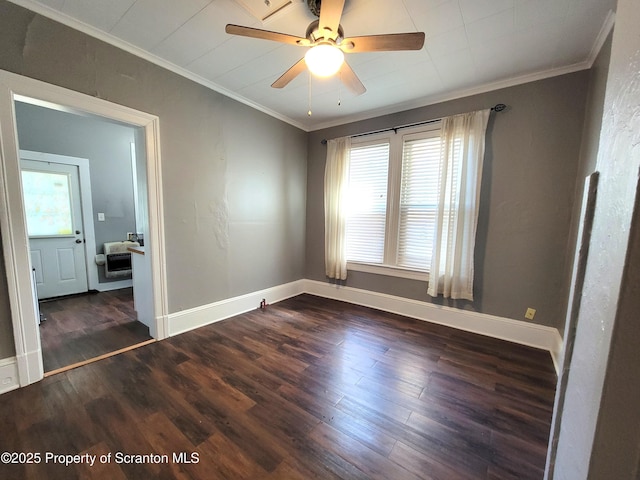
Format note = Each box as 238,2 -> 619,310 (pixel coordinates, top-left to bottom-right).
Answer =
319,0 -> 346,38
339,61 -> 366,96
341,32 -> 425,52
271,58 -> 307,88
226,24 -> 310,46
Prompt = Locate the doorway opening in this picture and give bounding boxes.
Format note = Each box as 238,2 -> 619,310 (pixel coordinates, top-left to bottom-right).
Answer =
17,144 -> 155,373
0,69 -> 168,387
15,101 -> 155,374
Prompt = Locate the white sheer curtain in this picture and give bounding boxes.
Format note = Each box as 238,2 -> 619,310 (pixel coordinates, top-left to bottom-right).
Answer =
427,109 -> 490,300
324,136 -> 351,280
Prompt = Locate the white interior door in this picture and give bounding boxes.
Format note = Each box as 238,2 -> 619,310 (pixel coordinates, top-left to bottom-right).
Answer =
20,158 -> 88,299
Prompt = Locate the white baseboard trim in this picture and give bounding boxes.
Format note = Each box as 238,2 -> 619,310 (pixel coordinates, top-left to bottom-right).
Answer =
168,280 -> 306,337
303,280 -> 563,373
0,357 -> 20,394
17,348 -> 44,387
96,279 -> 133,292
163,278 -> 562,374
0,277 -> 563,397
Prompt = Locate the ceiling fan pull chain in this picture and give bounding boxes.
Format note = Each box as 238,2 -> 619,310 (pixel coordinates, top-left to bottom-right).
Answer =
338,70 -> 342,106
308,73 -> 313,116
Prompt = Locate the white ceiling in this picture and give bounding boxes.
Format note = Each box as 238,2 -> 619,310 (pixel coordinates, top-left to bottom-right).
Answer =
11,0 -> 616,131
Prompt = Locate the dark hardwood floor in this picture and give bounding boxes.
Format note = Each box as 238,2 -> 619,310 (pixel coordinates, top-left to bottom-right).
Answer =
0,294 -> 556,479
39,288 -> 152,372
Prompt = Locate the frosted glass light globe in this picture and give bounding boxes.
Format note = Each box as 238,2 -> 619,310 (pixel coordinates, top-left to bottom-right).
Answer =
305,45 -> 344,77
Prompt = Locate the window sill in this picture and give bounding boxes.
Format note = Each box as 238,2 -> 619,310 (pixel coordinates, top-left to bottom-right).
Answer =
347,262 -> 429,281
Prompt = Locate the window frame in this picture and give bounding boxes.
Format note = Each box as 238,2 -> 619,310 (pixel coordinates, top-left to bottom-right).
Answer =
346,121 -> 442,281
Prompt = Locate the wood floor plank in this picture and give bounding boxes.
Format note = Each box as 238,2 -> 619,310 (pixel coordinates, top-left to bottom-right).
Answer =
75,442 -> 128,480
390,440 -> 480,480
39,289 -> 152,372
265,458 -> 319,480
0,294 -> 556,479
150,380 -> 218,448
308,421 -> 423,480
182,388 -> 286,473
177,360 -> 256,412
403,410 -> 492,477
198,431 -> 271,479
322,405 -> 398,458
138,412 -> 199,480
488,430 -> 548,480
83,395 -> 164,479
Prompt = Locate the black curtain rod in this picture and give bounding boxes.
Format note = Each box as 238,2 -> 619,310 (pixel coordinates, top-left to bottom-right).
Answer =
321,103 -> 506,145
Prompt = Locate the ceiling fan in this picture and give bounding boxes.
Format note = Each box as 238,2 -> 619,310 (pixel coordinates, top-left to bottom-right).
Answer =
225,0 -> 425,96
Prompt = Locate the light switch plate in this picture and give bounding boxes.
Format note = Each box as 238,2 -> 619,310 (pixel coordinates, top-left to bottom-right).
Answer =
98,212 -> 105,221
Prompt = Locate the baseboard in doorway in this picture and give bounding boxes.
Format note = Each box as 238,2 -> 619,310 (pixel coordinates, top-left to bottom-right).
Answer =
0,357 -> 19,394
96,279 -> 133,292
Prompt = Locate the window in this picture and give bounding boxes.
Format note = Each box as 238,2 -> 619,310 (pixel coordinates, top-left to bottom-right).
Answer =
345,123 -> 441,279
345,141 -> 389,264
398,134 -> 442,271
328,109 -> 489,298
21,169 -> 74,237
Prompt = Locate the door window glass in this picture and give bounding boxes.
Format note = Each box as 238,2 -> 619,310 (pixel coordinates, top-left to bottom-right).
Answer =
21,170 -> 73,236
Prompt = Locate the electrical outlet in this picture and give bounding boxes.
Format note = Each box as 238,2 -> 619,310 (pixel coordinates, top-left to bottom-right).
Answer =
525,307 -> 536,320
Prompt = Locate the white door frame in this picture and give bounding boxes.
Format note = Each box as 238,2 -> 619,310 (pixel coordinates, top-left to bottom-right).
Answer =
20,150 -> 98,293
0,69 -> 169,387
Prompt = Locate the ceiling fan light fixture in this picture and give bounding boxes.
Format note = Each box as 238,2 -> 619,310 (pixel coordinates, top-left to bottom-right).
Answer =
305,44 -> 344,77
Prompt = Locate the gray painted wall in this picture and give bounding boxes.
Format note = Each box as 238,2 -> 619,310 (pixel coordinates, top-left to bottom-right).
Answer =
0,0 -> 307,358
14,101 -> 139,284
553,0 -> 640,476
306,72 -> 589,329
578,34 -> 613,185
559,32 -> 613,335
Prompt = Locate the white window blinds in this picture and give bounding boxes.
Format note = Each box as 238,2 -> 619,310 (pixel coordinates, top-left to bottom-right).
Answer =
346,142 -> 390,264
397,135 -> 441,271
331,110 -> 488,293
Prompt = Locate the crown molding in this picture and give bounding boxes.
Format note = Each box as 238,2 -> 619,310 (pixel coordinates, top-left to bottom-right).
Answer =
308,60 -> 591,131
8,0 -> 617,134
586,9 -> 616,68
7,0 -> 309,131
307,10 -> 617,131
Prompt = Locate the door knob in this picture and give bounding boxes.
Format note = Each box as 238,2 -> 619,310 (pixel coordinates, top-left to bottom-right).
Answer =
75,239 -> 82,244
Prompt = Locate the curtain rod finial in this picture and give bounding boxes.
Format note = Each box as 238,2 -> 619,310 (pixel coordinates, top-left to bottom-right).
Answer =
492,103 -> 507,112
321,139 -> 327,145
